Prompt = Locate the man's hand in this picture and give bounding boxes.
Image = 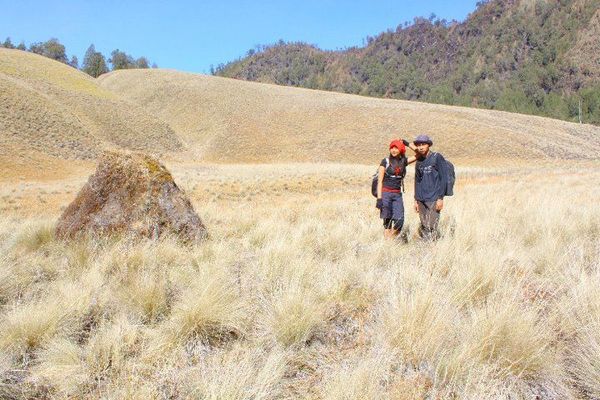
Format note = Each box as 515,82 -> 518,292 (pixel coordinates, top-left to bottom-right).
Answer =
414,201 -> 419,213
436,199 -> 444,211
376,199 -> 383,210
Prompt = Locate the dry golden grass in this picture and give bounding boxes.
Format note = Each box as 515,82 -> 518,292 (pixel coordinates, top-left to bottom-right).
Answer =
0,162 -> 599,399
0,48 -> 181,173
98,68 -> 600,164
2,44 -> 600,398
3,47 -> 600,183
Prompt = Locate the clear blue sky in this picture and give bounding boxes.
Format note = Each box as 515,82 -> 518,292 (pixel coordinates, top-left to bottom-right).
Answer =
1,0 -> 480,74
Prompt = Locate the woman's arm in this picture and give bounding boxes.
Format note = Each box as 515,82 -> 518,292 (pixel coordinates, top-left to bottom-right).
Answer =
402,139 -> 417,153
377,166 -> 385,199
403,139 -> 417,164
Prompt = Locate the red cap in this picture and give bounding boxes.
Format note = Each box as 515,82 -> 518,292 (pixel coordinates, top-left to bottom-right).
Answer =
389,140 -> 406,154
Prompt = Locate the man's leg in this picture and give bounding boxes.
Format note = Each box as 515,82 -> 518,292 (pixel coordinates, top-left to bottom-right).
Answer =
418,201 -> 440,240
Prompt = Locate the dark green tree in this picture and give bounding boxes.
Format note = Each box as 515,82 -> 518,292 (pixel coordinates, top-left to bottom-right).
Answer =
16,41 -> 26,51
28,38 -> 68,63
136,57 -> 149,68
42,38 -> 68,63
578,85 -> 600,124
109,49 -> 135,70
69,55 -> 79,69
2,37 -> 15,49
29,41 -> 44,54
82,44 -> 108,77
83,44 -> 96,66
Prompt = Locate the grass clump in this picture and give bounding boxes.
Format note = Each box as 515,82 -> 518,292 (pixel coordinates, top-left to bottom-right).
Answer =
465,299 -> 557,380
13,220 -> 55,253
382,277 -> 458,365
264,284 -> 326,348
154,270 -> 246,351
184,345 -> 287,400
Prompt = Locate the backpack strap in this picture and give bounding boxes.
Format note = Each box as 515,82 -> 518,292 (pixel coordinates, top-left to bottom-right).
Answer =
433,152 -> 441,164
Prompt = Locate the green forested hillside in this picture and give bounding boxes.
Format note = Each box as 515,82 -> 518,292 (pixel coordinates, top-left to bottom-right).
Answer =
216,0 -> 600,124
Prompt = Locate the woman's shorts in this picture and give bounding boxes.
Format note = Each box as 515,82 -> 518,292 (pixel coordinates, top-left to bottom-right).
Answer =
380,192 -> 404,221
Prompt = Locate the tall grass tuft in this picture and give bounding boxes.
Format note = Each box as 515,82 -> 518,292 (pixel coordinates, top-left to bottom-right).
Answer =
184,345 -> 287,400
152,269 -> 246,353
262,283 -> 326,348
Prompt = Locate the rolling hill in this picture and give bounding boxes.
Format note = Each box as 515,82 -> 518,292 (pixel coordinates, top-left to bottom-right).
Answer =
0,48 -> 182,174
99,68 -> 600,163
1,48 -> 599,181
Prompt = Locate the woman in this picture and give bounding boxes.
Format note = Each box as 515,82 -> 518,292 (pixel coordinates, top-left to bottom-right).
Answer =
376,139 -> 417,239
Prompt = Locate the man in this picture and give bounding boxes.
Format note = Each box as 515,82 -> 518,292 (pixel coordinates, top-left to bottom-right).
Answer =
413,134 -> 447,240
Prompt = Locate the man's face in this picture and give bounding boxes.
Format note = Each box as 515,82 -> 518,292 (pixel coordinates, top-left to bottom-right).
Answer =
390,146 -> 400,157
416,142 -> 430,155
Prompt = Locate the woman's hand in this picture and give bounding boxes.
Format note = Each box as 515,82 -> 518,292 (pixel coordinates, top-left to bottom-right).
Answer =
376,198 -> 383,210
414,201 -> 419,213
403,139 -> 417,152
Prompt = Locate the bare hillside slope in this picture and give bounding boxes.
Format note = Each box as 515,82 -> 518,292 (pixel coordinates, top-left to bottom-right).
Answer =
98,69 -> 600,163
0,49 -> 182,167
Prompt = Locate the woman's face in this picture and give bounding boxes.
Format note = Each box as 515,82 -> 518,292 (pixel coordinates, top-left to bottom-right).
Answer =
389,146 -> 401,157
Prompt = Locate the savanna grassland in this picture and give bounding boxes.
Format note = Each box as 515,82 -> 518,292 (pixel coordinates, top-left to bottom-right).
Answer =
1,161 -> 599,399
2,46 -> 600,399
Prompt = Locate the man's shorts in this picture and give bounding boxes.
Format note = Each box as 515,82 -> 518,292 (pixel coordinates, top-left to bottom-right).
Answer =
380,192 -> 404,221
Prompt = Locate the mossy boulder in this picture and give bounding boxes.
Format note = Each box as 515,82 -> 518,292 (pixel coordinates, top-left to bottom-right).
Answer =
56,151 -> 207,241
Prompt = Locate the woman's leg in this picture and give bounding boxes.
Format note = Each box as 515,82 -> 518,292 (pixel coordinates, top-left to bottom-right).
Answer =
381,192 -> 394,238
383,219 -> 394,239
390,193 -> 405,238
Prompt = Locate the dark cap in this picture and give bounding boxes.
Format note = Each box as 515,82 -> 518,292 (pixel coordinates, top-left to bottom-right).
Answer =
413,134 -> 433,145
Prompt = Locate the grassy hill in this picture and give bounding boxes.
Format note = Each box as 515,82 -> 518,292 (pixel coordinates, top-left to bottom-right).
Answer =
0,49 -> 182,173
215,0 -> 600,125
99,68 -> 600,163
1,48 -> 599,180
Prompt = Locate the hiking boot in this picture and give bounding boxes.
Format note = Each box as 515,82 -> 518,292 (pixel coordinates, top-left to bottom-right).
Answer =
399,226 -> 410,243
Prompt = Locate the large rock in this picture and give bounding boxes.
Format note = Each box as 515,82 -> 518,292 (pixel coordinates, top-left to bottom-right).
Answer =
56,151 -> 207,241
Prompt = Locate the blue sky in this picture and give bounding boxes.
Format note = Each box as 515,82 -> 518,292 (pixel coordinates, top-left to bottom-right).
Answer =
1,0 -> 480,74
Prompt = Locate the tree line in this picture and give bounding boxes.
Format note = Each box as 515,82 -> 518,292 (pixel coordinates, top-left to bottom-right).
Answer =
215,0 -> 600,125
0,37 -> 157,78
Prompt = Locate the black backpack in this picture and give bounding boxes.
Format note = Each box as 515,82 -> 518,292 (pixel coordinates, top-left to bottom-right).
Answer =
434,153 -> 455,196
371,157 -> 407,197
